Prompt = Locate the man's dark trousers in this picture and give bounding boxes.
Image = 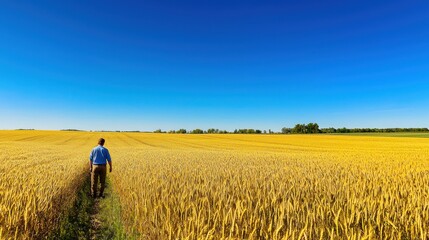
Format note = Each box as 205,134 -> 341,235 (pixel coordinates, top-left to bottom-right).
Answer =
91,164 -> 106,197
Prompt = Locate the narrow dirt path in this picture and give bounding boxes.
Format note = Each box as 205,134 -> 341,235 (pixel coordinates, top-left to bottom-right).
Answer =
52,174 -> 131,239
87,178 -> 131,239
90,198 -> 102,239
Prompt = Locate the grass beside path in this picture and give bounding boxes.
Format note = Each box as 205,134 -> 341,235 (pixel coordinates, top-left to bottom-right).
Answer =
90,177 -> 133,240
51,174 -> 134,239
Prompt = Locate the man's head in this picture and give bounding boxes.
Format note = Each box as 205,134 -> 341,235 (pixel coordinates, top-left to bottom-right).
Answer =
98,138 -> 105,146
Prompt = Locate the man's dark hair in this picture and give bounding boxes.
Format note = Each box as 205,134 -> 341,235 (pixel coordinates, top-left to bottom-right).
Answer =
98,138 -> 105,146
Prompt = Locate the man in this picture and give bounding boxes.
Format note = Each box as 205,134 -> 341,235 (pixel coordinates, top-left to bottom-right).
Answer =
89,138 -> 112,198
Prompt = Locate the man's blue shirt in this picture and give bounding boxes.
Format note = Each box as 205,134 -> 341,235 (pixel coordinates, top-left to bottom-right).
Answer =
89,145 -> 111,164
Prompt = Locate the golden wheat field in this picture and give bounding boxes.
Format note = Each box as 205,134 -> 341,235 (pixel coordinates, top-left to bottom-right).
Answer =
1,130 -> 429,239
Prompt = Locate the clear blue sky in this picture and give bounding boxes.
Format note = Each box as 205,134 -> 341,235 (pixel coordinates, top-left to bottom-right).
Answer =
1,1 -> 428,131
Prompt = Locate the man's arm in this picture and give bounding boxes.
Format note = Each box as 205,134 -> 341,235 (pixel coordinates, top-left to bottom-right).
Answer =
89,150 -> 93,172
106,150 -> 112,172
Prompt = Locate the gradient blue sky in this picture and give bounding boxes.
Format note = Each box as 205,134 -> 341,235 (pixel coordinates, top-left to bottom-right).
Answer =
1,1 -> 428,131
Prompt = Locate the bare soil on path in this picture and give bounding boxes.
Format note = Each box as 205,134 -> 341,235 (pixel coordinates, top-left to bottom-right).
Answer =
90,198 -> 102,239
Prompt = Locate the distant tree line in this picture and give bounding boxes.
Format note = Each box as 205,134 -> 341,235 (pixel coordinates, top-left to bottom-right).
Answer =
282,124 -> 429,134
233,129 -> 262,134
320,127 -> 429,133
154,124 -> 429,134
154,128 -> 263,134
281,123 -> 320,134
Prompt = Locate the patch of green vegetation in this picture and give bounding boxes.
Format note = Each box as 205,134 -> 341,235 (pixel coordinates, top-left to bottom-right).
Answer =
94,178 -> 138,240
51,175 -> 136,239
52,175 -> 93,239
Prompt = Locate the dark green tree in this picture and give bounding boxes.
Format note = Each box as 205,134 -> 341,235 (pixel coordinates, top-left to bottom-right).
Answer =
191,129 -> 204,134
177,129 -> 187,134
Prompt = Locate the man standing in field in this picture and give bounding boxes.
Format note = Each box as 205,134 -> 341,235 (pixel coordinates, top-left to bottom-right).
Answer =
89,138 -> 112,198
